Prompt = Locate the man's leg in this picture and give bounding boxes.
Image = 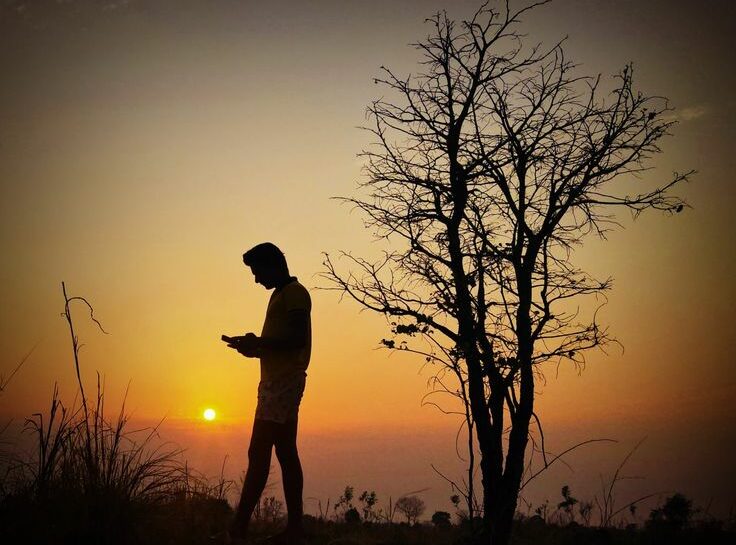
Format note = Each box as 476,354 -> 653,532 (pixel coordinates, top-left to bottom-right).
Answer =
232,419 -> 277,537
274,417 -> 303,536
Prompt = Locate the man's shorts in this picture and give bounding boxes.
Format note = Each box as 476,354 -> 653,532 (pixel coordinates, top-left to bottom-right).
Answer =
255,372 -> 306,424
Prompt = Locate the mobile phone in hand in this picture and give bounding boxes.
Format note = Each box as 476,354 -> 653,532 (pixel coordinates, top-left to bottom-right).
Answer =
221,334 -> 242,347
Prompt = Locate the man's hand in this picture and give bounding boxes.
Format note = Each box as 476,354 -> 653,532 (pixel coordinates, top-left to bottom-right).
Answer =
236,332 -> 260,358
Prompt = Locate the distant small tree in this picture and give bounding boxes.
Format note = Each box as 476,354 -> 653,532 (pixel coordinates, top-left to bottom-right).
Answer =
556,485 -> 578,525
333,485 -> 355,521
359,490 -> 379,522
395,495 -> 426,525
647,493 -> 694,531
432,510 -> 453,527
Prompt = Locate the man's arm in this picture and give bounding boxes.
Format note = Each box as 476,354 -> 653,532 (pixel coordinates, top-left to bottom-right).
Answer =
256,309 -> 309,351
234,312 -> 308,358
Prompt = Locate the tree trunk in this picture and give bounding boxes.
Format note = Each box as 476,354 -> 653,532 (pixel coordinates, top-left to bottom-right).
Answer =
482,268 -> 536,545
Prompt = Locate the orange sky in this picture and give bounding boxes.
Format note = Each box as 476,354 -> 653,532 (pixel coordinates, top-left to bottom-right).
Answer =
1,0 -> 734,519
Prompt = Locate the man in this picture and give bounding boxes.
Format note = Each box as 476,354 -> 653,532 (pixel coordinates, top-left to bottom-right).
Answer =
228,242 -> 311,544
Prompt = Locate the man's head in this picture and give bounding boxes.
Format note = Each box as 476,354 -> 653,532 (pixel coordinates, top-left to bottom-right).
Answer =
242,242 -> 289,289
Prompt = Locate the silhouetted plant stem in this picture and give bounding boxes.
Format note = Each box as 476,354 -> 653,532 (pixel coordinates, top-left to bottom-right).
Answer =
0,342 -> 37,394
61,281 -> 108,486
61,283 -> 82,404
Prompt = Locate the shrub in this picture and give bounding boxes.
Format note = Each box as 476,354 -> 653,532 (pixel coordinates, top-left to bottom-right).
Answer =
431,510 -> 452,527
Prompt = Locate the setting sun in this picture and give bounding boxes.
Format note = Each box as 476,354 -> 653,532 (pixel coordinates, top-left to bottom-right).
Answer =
203,408 -> 216,421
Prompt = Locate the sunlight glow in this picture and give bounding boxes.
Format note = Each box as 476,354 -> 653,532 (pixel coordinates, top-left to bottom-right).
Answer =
203,408 -> 216,421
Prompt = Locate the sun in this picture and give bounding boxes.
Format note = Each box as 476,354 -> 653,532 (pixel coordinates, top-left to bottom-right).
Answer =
203,408 -> 216,421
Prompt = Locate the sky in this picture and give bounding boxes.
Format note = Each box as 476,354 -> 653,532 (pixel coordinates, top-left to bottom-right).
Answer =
1,0 -> 735,521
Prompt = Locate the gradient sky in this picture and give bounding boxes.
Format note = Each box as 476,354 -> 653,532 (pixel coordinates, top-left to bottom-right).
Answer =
1,0 -> 734,520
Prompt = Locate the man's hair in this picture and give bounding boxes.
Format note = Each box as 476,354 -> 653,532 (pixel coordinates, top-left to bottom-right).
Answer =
243,242 -> 288,271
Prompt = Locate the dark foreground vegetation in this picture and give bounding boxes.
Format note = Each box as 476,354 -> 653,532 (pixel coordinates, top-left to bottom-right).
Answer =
0,387 -> 733,545
2,477 -> 735,545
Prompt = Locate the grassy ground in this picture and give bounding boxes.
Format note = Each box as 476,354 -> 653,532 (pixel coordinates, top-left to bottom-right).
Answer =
3,494 -> 733,545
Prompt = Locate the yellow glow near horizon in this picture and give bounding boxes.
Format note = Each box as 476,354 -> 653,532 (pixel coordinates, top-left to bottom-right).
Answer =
203,408 -> 216,421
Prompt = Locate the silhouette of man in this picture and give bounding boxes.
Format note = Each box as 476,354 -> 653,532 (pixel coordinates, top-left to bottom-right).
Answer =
229,243 -> 311,545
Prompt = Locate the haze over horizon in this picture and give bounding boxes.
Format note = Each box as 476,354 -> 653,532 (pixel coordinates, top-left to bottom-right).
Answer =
1,0 -> 734,520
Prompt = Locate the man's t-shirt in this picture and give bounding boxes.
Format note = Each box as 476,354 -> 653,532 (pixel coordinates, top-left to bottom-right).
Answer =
259,277 -> 312,383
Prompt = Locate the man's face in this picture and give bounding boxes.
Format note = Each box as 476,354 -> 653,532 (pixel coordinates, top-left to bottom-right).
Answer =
248,263 -> 276,289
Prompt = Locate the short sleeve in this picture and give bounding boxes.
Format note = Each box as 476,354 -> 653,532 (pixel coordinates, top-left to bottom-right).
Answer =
283,283 -> 311,314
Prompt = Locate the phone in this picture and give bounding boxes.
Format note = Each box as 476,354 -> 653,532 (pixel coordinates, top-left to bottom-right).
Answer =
221,334 -> 242,346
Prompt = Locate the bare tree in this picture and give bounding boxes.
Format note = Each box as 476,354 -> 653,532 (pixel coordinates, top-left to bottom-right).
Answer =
395,495 -> 426,525
322,1 -> 690,543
